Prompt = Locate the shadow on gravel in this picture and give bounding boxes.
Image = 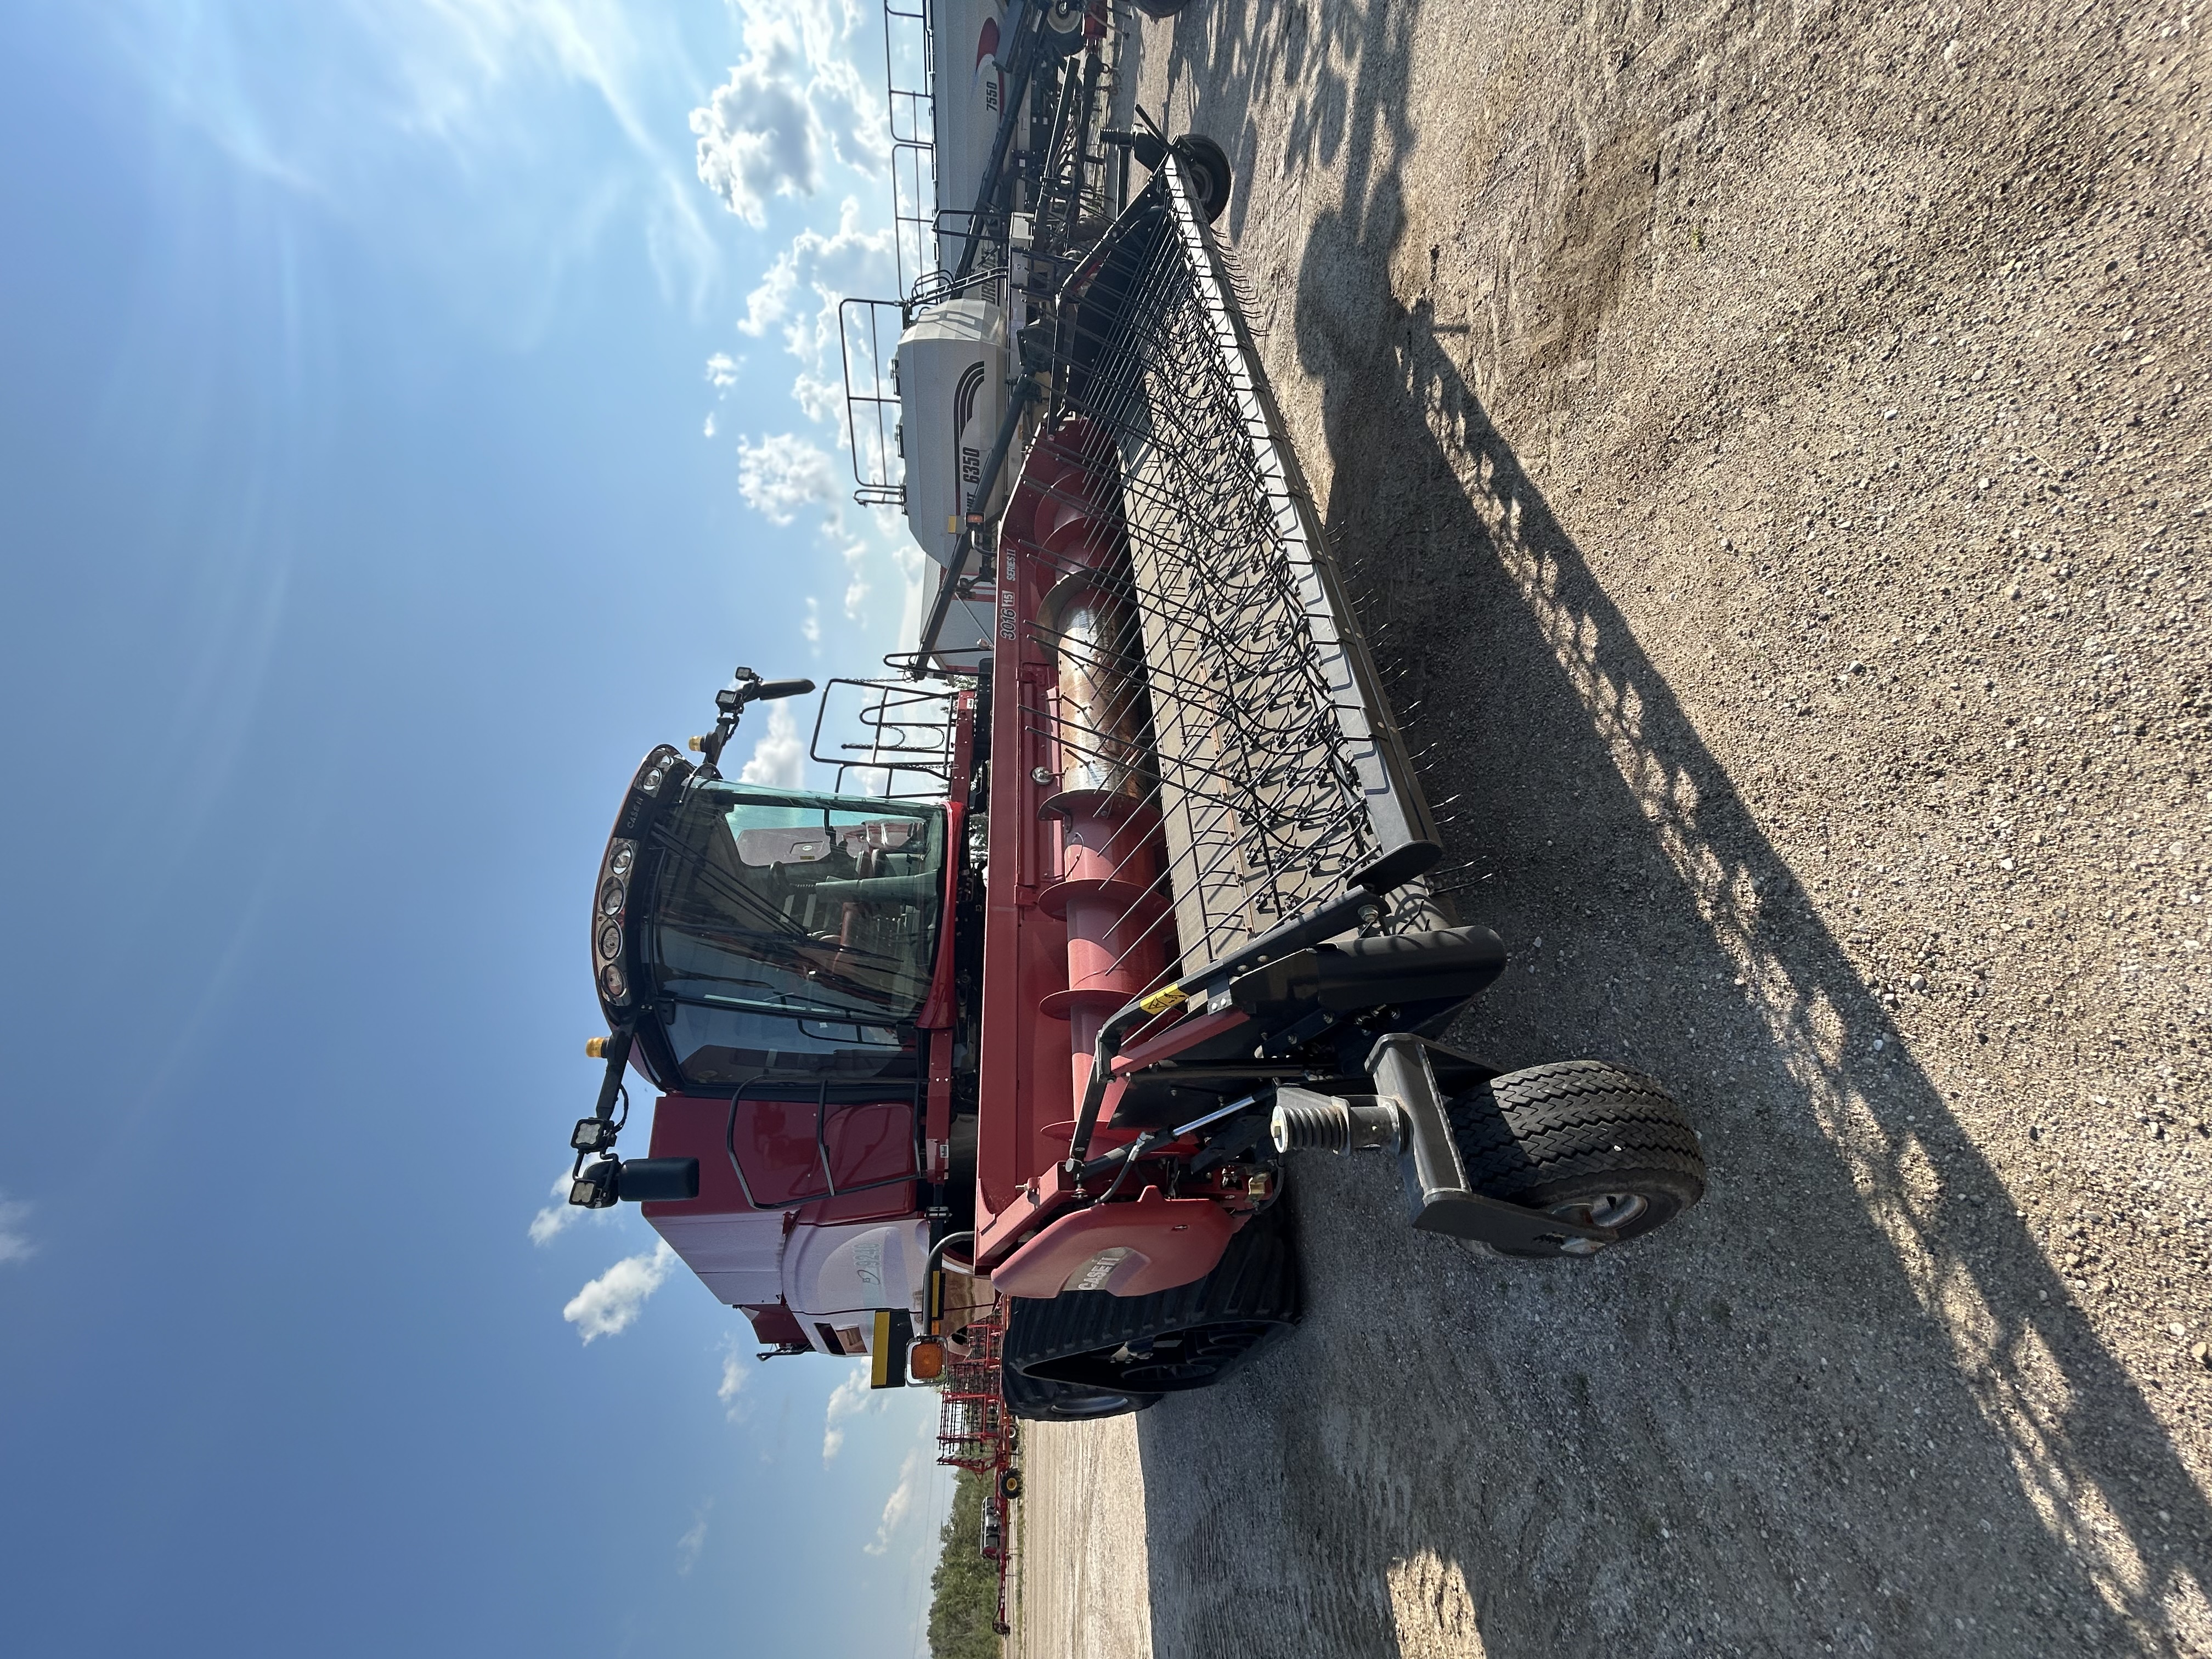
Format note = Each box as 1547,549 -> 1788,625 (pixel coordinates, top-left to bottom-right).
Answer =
1130,1 -> 2210,1656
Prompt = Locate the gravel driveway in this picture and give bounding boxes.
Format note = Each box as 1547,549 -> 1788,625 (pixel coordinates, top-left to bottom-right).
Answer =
1019,1 -> 2210,1654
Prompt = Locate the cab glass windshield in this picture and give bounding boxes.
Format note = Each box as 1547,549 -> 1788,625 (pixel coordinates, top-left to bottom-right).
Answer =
645,783 -> 945,1084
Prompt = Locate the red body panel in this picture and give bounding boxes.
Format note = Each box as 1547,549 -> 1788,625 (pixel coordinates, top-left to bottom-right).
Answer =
989,1184 -> 1237,1298
643,1092 -> 918,1225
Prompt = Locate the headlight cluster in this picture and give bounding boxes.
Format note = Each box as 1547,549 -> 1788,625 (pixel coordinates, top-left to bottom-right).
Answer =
595,837 -> 637,1004
638,760 -> 669,794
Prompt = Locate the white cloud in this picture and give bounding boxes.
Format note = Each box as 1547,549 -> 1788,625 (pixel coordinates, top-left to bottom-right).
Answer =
0,1194 -> 34,1266
738,253 -> 799,338
802,596 -> 822,645
737,432 -> 840,524
865,1449 -> 924,1555
821,510 -> 874,619
703,413 -> 718,438
706,351 -> 742,390
676,1500 -> 713,1576
717,1337 -> 751,1420
822,1365 -> 871,1462
738,703 -> 806,789
528,1169 -> 586,1245
690,0 -> 887,227
734,434 -> 911,628
737,198 -> 896,399
563,1238 -> 676,1342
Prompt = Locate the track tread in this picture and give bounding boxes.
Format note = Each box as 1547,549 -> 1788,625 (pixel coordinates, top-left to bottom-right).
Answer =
1005,1210 -> 1298,1392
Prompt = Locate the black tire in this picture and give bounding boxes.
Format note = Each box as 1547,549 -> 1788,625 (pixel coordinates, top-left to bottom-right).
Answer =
998,1468 -> 1024,1501
1004,1209 -> 1296,1393
1447,1060 -> 1706,1259
1171,133 -> 1233,222
1002,1364 -> 1160,1421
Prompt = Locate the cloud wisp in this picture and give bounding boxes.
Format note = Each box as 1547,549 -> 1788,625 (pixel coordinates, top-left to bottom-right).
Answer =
528,1169 -> 591,1246
113,0 -> 720,319
0,1194 -> 34,1266
676,1500 -> 713,1576
717,1335 -> 751,1421
732,432 -> 895,625
864,1448 -> 924,1556
822,1366 -> 871,1463
563,1238 -> 676,1342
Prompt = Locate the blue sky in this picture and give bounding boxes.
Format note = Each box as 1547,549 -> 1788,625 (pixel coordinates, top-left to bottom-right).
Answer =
0,2 -> 951,1654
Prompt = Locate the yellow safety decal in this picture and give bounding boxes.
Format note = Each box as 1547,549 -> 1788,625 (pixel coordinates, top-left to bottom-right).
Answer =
1137,984 -> 1188,1016
869,1310 -> 893,1389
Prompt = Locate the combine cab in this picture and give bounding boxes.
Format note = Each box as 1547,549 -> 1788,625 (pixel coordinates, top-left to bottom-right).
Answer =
557,0 -> 1705,1418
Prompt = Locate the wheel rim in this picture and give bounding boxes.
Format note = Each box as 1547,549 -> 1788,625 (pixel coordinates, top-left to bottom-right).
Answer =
1549,1190 -> 1648,1255
1089,1318 -> 1276,1389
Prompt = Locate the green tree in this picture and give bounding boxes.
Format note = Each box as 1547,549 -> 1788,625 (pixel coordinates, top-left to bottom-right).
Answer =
927,1468 -> 1002,1658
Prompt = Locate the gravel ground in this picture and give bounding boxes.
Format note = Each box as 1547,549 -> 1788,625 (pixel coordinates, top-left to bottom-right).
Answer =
1020,1 -> 2212,1655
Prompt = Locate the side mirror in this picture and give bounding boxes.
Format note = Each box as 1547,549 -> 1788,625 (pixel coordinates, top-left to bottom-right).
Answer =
613,1158 -> 700,1204
566,1156 -> 699,1208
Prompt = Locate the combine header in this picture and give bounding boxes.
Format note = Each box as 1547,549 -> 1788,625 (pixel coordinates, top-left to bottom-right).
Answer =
557,0 -> 1705,1423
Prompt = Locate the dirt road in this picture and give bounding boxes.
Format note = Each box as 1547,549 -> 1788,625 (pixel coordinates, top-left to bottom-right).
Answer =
1019,1 -> 2212,1654
1009,1420 -> 1154,1659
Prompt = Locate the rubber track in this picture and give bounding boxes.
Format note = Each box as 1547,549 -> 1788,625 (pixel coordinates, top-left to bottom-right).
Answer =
1003,1210 -> 1299,1380
1000,1366 -> 1159,1423
1448,1060 -> 1705,1199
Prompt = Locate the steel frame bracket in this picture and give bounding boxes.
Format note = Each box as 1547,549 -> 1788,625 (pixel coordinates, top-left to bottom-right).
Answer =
1368,1034 -> 1620,1251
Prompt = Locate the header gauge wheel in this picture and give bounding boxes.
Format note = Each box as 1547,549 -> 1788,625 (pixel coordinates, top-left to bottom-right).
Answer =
1172,134 -> 1234,222
1447,1060 -> 1706,1258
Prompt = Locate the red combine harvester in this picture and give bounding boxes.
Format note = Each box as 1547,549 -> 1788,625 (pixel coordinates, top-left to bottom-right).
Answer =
557,1 -> 1706,1430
